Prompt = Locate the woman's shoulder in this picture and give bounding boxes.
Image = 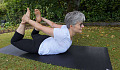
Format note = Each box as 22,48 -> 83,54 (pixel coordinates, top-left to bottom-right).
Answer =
61,25 -> 67,29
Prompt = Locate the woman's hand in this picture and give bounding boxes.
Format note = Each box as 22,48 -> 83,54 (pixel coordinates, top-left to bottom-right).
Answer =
22,14 -> 30,23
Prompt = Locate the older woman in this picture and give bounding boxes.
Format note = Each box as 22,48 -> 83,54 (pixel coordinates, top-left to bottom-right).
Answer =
11,8 -> 85,55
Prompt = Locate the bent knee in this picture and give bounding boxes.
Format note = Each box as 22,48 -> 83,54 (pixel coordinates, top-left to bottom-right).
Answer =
11,38 -> 15,45
11,39 -> 14,45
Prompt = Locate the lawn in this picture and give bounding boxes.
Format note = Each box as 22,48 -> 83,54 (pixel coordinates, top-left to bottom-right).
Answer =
0,26 -> 120,70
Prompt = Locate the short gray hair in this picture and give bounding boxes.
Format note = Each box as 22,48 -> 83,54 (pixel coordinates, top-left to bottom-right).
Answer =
64,11 -> 85,29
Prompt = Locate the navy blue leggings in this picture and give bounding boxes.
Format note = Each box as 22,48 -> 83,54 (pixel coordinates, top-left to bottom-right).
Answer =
11,29 -> 50,53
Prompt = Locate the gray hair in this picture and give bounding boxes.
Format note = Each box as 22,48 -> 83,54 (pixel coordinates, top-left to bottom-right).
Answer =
64,11 -> 85,29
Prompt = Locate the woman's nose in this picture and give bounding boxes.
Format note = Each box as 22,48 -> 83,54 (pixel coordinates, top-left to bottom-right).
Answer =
81,24 -> 84,28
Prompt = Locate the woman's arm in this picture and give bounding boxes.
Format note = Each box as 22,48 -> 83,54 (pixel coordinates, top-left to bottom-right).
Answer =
29,20 -> 54,37
41,17 -> 62,28
22,15 -> 54,37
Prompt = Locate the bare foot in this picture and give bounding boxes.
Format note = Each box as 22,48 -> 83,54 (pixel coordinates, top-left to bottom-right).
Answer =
34,9 -> 41,23
21,8 -> 30,24
26,8 -> 30,18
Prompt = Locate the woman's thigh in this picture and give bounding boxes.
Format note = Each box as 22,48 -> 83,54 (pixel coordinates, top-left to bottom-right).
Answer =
12,39 -> 39,53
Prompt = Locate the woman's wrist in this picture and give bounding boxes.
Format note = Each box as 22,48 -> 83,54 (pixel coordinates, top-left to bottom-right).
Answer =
41,17 -> 43,21
27,19 -> 31,23
35,28 -> 39,31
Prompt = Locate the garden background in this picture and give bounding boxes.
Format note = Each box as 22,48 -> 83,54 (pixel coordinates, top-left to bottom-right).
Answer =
0,0 -> 119,25
0,0 -> 120,70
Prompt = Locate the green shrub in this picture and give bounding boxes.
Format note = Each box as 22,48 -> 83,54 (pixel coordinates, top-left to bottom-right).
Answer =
0,22 -> 13,28
0,0 -> 7,20
1,0 -> 120,25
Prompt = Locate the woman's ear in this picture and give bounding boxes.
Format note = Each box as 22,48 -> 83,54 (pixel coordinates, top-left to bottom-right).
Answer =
70,25 -> 73,28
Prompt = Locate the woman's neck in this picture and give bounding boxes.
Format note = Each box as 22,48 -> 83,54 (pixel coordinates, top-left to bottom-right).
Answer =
69,28 -> 75,40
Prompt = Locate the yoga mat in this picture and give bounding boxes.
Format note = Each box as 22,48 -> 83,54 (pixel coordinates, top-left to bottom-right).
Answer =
0,45 -> 112,70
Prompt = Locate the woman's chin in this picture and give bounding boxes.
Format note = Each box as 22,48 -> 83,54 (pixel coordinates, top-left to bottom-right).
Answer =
77,30 -> 82,33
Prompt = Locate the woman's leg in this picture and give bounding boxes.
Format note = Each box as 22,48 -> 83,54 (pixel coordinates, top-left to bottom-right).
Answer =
11,8 -> 40,53
31,28 -> 50,42
31,8 -> 50,40
16,8 -> 30,35
30,9 -> 50,49
11,21 -> 39,53
16,23 -> 26,35
11,31 -> 39,53
30,28 -> 50,52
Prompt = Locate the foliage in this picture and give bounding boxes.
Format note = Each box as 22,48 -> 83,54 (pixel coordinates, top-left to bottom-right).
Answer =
0,0 -> 119,26
0,0 -> 7,20
80,0 -> 120,22
0,22 -> 13,28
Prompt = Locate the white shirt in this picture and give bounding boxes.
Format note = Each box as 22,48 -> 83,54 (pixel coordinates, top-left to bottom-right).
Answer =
38,25 -> 72,55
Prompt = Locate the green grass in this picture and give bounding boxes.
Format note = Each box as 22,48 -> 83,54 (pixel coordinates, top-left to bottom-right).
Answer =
0,26 -> 120,70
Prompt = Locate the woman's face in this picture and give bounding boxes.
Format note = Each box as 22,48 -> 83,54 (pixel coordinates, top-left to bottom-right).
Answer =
72,22 -> 84,33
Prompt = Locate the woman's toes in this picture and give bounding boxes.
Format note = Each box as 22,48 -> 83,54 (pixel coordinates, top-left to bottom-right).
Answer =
34,9 -> 41,22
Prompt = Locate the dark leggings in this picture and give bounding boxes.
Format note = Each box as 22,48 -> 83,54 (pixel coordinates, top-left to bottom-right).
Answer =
11,29 -> 50,53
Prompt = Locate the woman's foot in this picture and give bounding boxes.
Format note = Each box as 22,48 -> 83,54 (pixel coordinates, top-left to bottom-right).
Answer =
21,8 -> 30,24
34,9 -> 41,23
26,8 -> 30,18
